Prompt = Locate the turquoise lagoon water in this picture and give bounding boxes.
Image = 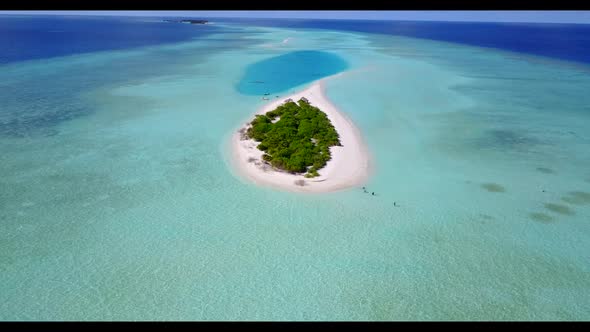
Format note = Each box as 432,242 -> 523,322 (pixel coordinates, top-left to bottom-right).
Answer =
236,50 -> 349,95
1,23 -> 589,320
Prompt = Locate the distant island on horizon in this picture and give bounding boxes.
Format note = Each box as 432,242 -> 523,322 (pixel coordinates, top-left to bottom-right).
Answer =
163,19 -> 209,25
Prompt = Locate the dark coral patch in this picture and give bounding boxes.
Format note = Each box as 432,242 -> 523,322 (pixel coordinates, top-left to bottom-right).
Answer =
535,167 -> 555,174
561,191 -> 590,205
481,183 -> 506,193
544,203 -> 575,216
529,212 -> 555,223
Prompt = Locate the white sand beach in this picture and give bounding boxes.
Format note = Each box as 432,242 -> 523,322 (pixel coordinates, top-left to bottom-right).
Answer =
230,79 -> 371,193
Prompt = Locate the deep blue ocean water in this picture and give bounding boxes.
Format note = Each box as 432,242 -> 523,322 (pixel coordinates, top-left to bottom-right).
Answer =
2,15 -> 589,65
220,18 -> 590,65
236,50 -> 348,95
0,15 -> 219,64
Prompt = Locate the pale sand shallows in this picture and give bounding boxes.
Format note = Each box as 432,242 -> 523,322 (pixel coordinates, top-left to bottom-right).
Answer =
230,79 -> 371,193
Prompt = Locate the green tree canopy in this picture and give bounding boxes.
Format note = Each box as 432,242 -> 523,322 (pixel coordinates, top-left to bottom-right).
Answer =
246,98 -> 341,177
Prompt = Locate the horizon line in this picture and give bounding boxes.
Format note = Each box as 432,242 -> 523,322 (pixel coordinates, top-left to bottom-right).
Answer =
0,11 -> 589,24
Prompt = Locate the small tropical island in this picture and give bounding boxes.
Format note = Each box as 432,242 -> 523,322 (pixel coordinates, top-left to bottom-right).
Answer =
244,97 -> 341,178
231,80 -> 370,193
163,19 -> 209,25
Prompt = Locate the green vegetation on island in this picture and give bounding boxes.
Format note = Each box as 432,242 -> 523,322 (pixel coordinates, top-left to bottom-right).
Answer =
246,97 -> 341,178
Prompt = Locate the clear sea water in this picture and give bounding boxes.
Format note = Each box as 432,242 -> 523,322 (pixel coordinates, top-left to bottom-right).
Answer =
236,50 -> 348,95
0,15 -> 589,320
